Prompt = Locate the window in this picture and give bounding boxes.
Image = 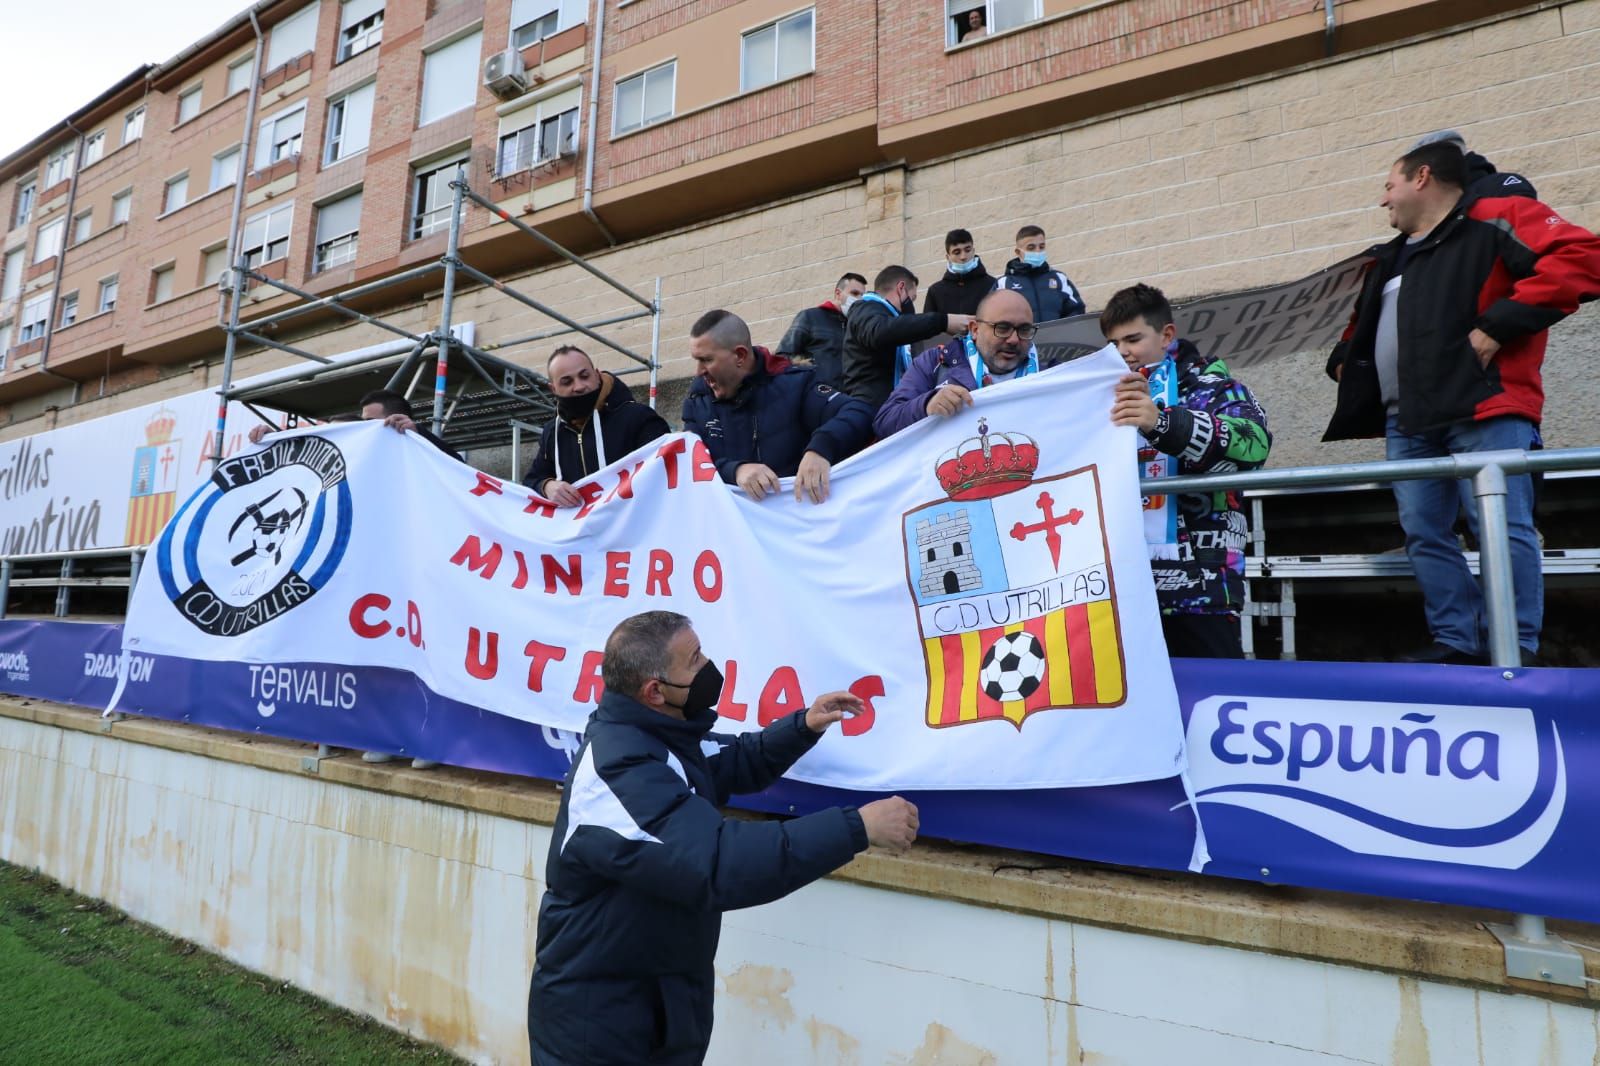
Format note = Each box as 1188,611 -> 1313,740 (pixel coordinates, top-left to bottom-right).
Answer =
110,189 -> 131,226
419,31 -> 482,126
80,131 -> 106,167
0,321 -> 10,370
227,54 -> 255,95
497,105 -> 578,175
151,265 -> 175,304
44,145 -> 74,188
73,210 -> 92,245
59,292 -> 78,327
177,86 -> 203,124
19,292 -> 51,342
202,245 -> 230,286
946,0 -> 1040,44
211,146 -> 242,192
241,203 -> 293,268
741,9 -> 814,93
325,82 -> 375,164
268,3 -> 320,70
257,105 -> 307,168
411,155 -> 465,238
613,61 -> 675,135
12,181 -> 34,228
1,249 -> 20,299
33,218 -> 65,264
98,276 -> 118,313
510,0 -> 583,48
123,107 -> 145,146
338,0 -> 384,61
314,190 -> 362,271
163,173 -> 189,215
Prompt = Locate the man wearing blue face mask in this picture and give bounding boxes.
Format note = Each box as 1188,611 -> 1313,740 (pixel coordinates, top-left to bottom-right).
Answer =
529,611 -> 919,1066
841,264 -> 973,412
999,224 -> 1085,323
924,229 -> 997,317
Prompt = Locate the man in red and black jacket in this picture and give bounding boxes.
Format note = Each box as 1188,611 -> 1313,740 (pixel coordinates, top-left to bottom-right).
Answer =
1324,141 -> 1600,665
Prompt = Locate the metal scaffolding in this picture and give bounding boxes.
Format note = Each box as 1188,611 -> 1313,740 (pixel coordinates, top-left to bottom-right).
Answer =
210,167 -> 660,462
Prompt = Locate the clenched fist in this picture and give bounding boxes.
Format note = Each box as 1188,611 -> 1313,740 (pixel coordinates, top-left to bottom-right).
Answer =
858,796 -> 919,853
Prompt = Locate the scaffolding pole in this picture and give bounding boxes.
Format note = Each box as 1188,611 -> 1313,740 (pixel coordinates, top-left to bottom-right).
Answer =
450,259 -> 654,369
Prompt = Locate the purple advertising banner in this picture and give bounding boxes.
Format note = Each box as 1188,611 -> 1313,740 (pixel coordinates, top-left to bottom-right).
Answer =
4,618 -> 1596,923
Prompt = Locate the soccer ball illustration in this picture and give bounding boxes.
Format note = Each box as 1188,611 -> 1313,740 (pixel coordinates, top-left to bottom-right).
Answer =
979,632 -> 1046,702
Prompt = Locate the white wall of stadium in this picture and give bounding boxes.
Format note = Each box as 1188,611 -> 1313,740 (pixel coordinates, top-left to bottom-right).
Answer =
4,711 -> 1598,1066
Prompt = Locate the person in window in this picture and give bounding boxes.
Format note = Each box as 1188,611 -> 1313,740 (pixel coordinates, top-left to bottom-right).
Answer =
960,8 -> 988,40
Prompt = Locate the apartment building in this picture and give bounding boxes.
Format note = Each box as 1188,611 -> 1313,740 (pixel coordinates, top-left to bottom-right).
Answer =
2,0 -> 1597,468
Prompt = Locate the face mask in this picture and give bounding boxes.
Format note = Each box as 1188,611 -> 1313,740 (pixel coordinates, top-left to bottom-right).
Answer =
841,294 -> 858,313
949,256 -> 980,275
661,660 -> 725,716
556,387 -> 600,422
900,296 -> 918,314
1021,251 -> 1047,269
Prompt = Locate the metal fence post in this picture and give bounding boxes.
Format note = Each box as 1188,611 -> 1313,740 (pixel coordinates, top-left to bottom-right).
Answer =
128,548 -> 143,613
0,558 -> 10,621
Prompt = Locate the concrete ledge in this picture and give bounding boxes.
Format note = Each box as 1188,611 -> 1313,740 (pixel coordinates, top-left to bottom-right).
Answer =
7,695 -> 1597,1006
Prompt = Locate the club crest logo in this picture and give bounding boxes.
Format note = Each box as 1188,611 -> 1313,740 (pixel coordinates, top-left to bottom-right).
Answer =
127,406 -> 182,544
902,419 -> 1127,729
156,435 -> 351,636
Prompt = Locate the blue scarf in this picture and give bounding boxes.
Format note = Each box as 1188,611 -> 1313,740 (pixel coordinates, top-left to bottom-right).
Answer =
859,292 -> 916,386
1141,342 -> 1181,559
962,334 -> 1039,386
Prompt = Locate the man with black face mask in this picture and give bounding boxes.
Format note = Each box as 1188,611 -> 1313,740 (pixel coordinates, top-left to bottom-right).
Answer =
841,264 -> 972,413
521,345 -> 671,506
529,611 -> 919,1066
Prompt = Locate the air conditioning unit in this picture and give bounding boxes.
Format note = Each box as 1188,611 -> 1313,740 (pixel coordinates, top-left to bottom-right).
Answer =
483,50 -> 529,98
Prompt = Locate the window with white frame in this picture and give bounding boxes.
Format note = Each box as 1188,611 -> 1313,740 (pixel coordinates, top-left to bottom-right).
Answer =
73,210 -> 92,245
338,0 -> 384,61
257,104 -> 307,168
98,276 -> 118,313
419,32 -> 482,126
613,61 -> 675,135
19,292 -> 51,342
411,155 -> 466,239
314,190 -> 362,271
44,145 -> 74,187
59,292 -> 78,327
33,218 -> 65,263
1,249 -> 21,300
509,0 -> 584,49
177,86 -> 203,124
227,54 -> 255,95
498,104 -> 578,175
241,203 -> 294,268
741,9 -> 814,93
325,82 -> 375,164
0,320 -> 11,369
110,189 -> 131,226
162,173 -> 189,214
211,147 -> 242,193
202,245 -> 230,286
151,265 -> 175,304
123,107 -> 145,145
12,181 -> 34,228
945,0 -> 1039,44
80,131 -> 106,167
267,3 -> 320,70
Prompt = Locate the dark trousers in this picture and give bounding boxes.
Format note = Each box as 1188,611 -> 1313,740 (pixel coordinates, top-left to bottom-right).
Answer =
1162,613 -> 1244,659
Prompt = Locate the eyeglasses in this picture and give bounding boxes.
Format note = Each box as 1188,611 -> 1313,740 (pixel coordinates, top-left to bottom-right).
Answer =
975,319 -> 1038,340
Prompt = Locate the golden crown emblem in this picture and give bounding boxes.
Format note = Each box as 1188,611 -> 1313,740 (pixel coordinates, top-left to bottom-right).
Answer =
144,407 -> 178,446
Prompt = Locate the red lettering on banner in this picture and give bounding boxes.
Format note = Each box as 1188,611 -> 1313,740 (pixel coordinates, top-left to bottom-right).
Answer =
604,551 -> 631,597
715,660 -> 749,722
524,495 -> 557,519
469,472 -> 504,497
405,600 -> 425,648
511,550 -> 530,590
574,482 -> 606,520
656,438 -> 686,488
645,550 -> 674,596
524,640 -> 568,692
605,461 -> 645,504
573,650 -> 606,703
466,628 -> 499,680
843,675 -> 883,736
693,550 -> 723,603
543,554 -> 583,596
758,666 -> 806,726
350,593 -> 392,638
691,441 -> 718,483
450,535 -> 503,579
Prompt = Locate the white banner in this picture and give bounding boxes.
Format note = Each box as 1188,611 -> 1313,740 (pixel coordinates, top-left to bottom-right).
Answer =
122,349 -> 1188,792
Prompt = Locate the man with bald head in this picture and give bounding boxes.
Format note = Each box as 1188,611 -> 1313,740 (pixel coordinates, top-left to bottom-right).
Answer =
873,288 -> 1041,437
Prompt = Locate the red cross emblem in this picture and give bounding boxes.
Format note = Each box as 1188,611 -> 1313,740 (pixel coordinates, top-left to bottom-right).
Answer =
1009,491 -> 1083,570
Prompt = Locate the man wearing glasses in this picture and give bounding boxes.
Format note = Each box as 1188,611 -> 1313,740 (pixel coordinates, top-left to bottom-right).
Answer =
872,289 -> 1040,438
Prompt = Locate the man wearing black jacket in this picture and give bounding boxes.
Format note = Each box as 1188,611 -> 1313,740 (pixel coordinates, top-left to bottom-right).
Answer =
840,265 -> 972,411
528,611 -> 918,1066
923,228 -> 996,317
775,272 -> 866,388
521,346 -> 670,506
1410,129 -> 1537,201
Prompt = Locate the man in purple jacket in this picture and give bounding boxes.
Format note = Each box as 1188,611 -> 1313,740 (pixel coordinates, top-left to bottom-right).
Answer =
873,289 -> 1040,438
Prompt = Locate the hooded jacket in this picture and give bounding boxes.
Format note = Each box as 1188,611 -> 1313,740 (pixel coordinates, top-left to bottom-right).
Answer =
923,263 -> 997,317
528,690 -> 867,1065
776,301 -> 849,388
521,372 -> 671,494
997,258 -> 1085,324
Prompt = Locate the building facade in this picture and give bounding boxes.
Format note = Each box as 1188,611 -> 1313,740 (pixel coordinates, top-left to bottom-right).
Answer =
1,0 -> 1597,469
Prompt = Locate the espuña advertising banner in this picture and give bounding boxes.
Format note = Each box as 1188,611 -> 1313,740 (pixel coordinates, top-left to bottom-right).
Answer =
121,348 -> 1188,793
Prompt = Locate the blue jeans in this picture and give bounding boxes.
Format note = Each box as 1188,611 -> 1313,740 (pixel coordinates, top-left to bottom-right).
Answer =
1386,415 -> 1542,654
